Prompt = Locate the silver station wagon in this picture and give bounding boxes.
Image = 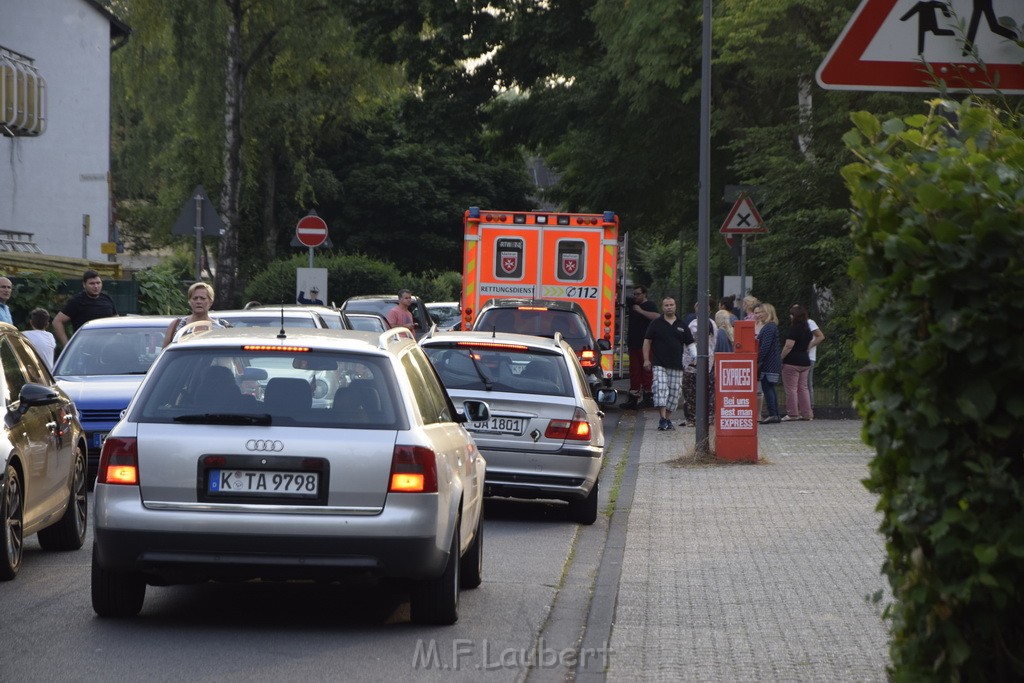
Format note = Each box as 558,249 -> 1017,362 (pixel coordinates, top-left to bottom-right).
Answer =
421,331 -> 612,524
91,327 -> 488,625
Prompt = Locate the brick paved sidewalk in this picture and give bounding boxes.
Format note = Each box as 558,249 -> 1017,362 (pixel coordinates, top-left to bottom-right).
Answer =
605,414 -> 891,681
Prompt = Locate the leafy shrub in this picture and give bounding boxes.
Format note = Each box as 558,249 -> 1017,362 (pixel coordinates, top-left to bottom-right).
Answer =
10,272 -> 67,327
844,99 -> 1024,679
136,266 -> 188,315
244,253 -> 401,306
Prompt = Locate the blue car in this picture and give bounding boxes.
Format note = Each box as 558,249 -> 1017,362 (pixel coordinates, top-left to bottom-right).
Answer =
53,316 -> 175,477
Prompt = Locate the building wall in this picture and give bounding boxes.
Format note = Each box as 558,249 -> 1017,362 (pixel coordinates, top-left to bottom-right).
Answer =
0,0 -> 115,261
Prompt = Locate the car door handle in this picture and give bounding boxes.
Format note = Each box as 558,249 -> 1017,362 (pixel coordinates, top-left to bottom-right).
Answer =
46,421 -> 58,431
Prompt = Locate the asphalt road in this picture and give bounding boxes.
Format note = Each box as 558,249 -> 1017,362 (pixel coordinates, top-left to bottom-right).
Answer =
0,411 -> 631,682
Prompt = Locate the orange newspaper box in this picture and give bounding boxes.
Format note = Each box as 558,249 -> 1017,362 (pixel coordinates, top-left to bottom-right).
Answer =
715,320 -> 758,462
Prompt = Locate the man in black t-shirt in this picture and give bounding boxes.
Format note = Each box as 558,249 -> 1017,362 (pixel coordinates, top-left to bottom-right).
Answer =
53,269 -> 118,346
642,297 -> 696,431
621,285 -> 660,409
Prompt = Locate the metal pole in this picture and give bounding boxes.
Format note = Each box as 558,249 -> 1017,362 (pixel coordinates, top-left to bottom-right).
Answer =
193,193 -> 203,281
694,0 -> 713,455
739,235 -> 747,301
308,246 -> 314,269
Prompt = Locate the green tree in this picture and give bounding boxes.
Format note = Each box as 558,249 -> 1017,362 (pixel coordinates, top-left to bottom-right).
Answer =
846,99 -> 1024,679
111,0 -> 403,303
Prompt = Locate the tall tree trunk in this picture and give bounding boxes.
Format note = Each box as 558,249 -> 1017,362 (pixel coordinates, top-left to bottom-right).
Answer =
797,76 -> 813,162
263,160 -> 277,259
216,0 -> 245,305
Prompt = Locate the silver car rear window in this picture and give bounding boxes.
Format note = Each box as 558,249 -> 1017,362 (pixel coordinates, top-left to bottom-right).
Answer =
131,348 -> 403,429
423,344 -> 573,397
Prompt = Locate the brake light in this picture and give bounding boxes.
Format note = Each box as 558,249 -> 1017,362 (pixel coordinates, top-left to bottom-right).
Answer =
97,437 -> 139,485
389,445 -> 438,493
579,349 -> 597,368
242,345 -> 310,352
545,408 -> 592,441
517,306 -> 548,312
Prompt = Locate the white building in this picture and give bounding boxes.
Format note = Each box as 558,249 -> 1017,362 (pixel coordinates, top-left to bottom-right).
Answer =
0,0 -> 128,264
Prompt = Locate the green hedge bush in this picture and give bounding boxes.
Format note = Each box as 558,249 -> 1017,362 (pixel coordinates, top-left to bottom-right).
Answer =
844,99 -> 1024,679
243,253 -> 461,307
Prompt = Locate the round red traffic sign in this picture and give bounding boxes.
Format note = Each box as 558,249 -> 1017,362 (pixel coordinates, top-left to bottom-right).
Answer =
296,214 -> 328,247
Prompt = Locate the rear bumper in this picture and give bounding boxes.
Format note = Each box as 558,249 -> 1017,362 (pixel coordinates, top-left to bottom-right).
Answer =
93,528 -> 447,584
481,445 -> 601,501
92,484 -> 454,584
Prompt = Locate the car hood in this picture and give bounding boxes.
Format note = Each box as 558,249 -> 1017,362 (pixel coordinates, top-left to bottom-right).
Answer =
56,375 -> 147,408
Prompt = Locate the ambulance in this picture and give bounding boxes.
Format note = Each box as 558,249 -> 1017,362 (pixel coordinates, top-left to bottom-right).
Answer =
460,207 -> 622,384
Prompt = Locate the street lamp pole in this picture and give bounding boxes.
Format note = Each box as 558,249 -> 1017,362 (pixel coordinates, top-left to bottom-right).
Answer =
694,0 -> 713,455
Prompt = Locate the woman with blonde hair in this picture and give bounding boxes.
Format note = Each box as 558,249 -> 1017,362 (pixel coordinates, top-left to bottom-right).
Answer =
753,302 -> 782,424
163,282 -> 226,346
714,309 -> 734,352
742,295 -> 760,321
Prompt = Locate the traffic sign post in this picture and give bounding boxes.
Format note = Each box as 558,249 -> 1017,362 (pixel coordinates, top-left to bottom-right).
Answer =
170,185 -> 225,281
817,0 -> 1024,93
720,193 -> 767,305
295,211 -> 329,268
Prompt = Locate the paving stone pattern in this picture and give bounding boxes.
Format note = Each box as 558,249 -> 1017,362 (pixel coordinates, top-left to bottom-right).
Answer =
605,416 -> 891,682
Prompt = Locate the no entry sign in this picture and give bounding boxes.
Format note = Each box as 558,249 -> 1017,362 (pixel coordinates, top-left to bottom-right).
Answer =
296,214 -> 328,248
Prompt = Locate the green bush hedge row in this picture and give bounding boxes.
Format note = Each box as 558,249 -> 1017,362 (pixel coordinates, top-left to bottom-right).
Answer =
845,99 -> 1024,679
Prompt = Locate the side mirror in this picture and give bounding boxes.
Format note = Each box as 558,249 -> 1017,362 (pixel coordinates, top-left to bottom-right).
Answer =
597,338 -> 611,351
460,399 -> 490,423
595,388 -> 618,406
20,382 -> 61,410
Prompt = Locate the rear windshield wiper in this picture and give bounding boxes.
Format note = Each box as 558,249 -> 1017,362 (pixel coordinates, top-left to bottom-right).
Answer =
173,413 -> 272,426
464,350 -> 493,391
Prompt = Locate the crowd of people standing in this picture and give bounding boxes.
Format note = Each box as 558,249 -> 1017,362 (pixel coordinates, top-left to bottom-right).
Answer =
623,288 -> 825,428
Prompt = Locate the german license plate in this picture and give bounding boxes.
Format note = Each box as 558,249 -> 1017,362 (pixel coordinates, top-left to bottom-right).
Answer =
470,417 -> 525,435
92,432 -> 107,449
208,469 -> 319,496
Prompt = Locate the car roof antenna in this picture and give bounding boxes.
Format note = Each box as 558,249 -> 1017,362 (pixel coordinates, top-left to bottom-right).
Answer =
278,306 -> 287,339
492,325 -> 496,339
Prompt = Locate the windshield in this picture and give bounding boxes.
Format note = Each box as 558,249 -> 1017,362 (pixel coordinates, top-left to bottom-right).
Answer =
473,309 -> 591,346
216,314 -> 319,328
132,348 -> 403,429
423,344 -> 573,397
347,315 -> 386,332
53,327 -> 166,376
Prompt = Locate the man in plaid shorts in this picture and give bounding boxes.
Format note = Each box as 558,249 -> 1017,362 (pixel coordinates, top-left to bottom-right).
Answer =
642,297 -> 696,431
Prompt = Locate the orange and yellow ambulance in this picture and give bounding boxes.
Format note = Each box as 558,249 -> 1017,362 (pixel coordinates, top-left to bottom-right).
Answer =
461,207 -> 621,383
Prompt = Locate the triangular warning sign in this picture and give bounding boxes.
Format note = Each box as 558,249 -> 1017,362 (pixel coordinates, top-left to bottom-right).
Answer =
817,0 -> 1024,94
720,194 -> 766,235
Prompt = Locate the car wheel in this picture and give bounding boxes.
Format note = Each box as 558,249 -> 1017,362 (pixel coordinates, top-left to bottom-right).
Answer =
1,463 -> 24,581
91,544 -> 146,617
410,520 -> 460,625
37,445 -> 88,551
459,513 -> 483,589
568,478 -> 599,525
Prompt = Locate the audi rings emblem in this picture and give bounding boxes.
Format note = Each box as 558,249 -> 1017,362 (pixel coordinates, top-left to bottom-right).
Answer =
246,439 -> 284,452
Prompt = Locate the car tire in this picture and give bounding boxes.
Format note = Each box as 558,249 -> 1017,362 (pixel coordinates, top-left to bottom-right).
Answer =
459,513 -> 483,589
37,445 -> 88,551
410,520 -> 460,625
568,478 -> 599,525
91,544 -> 146,617
1,463 -> 24,581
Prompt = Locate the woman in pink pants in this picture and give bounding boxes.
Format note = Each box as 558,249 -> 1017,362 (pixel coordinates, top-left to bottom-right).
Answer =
780,304 -> 813,421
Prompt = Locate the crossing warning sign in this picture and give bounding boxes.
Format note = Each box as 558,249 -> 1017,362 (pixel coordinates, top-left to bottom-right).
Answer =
720,194 -> 766,236
816,0 -> 1024,93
